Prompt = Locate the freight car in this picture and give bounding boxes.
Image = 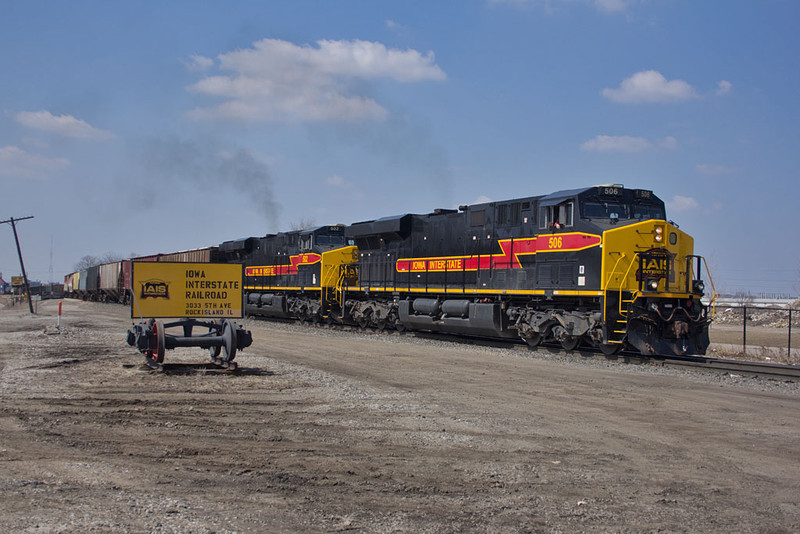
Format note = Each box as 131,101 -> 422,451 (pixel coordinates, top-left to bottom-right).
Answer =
237,185 -> 714,356
63,247 -> 218,304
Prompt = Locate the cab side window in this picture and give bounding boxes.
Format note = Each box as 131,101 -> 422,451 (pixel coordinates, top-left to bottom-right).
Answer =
539,201 -> 573,230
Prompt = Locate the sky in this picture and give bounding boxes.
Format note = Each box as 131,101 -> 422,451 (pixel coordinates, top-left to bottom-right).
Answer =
1,0 -> 798,296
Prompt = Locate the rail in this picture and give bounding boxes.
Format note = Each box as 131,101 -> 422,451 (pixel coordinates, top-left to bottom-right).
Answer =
658,355 -> 800,381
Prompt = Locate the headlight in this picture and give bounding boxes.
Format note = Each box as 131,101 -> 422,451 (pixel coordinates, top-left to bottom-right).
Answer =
647,279 -> 659,291
693,280 -> 705,295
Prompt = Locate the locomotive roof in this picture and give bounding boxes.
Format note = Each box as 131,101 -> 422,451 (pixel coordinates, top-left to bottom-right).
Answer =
298,224 -> 345,235
537,187 -> 593,207
219,237 -> 257,252
346,214 -> 414,239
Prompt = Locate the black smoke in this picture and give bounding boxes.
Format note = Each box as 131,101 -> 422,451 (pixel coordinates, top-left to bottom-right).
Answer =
132,137 -> 280,230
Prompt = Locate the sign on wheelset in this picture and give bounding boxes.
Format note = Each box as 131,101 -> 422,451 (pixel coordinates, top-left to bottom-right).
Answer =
126,262 -> 253,370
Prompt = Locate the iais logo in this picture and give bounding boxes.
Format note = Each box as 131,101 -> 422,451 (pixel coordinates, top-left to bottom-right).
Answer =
140,279 -> 170,299
635,248 -> 672,281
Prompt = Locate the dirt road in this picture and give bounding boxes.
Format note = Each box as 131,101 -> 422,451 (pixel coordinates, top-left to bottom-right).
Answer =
2,299 -> 799,532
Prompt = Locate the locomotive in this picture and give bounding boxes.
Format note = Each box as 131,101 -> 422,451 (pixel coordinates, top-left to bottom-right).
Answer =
221,184 -> 714,356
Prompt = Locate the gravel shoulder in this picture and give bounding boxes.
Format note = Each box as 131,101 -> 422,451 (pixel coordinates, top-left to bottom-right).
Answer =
1,299 -> 799,532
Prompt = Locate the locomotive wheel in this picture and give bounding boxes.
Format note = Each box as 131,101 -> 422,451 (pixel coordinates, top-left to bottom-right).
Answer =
552,326 -> 579,351
220,320 -> 237,362
600,343 -> 622,356
551,325 -> 575,351
560,335 -> 579,351
523,333 -> 542,347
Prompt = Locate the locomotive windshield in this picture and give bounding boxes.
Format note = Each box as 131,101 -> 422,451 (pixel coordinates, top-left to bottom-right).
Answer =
632,203 -> 665,220
582,201 -> 629,220
315,235 -> 346,246
581,199 -> 665,222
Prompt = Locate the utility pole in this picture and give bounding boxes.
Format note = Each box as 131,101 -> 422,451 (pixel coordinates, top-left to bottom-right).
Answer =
1,216 -> 35,314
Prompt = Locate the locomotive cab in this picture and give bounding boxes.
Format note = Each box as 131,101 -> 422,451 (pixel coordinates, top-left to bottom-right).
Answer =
240,224 -> 354,321
601,218 -> 713,355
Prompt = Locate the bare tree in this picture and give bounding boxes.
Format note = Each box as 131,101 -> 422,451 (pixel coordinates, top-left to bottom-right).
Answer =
100,252 -> 126,264
73,252 -> 126,271
734,290 -> 754,307
73,255 -> 100,271
289,218 -> 317,231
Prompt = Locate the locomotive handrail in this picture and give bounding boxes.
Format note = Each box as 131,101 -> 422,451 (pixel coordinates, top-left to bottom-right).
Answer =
701,256 -> 718,318
601,251 -> 642,321
685,254 -> 719,318
602,252 -> 628,293
602,251 -> 639,322
618,253 -> 642,317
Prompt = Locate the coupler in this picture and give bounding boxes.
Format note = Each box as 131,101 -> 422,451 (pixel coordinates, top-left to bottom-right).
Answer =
127,318 -> 252,370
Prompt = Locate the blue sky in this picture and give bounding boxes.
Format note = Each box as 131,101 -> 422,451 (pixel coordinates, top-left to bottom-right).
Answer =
1,0 -> 798,295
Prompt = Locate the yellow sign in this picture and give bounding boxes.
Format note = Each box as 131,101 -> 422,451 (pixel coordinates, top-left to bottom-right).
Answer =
131,262 -> 244,319
11,276 -> 23,286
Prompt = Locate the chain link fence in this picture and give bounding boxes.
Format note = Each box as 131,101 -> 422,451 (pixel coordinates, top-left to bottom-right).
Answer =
710,305 -> 800,362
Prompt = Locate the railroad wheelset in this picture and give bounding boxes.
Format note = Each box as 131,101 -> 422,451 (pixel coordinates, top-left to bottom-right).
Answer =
127,318 -> 251,371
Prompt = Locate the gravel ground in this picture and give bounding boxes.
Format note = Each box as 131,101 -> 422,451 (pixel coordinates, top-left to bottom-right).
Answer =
2,298 -> 799,532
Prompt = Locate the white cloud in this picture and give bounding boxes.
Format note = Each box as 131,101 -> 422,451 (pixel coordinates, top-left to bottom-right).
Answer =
325,174 -> 353,188
13,110 -> 115,140
658,136 -> 678,150
21,136 -> 50,149
667,195 -> 699,212
0,145 -> 69,178
489,0 -> 631,12
188,38 -> 446,123
716,80 -> 732,96
581,135 -> 651,152
695,163 -> 737,175
602,70 -> 696,103
580,135 -> 677,153
593,0 -> 627,12
184,54 -> 214,71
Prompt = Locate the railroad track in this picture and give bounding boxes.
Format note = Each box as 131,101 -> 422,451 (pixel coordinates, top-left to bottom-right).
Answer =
251,316 -> 800,381
652,355 -> 800,381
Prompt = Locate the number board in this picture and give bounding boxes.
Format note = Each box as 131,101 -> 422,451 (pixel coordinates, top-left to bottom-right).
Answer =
598,186 -> 622,197
131,262 -> 244,319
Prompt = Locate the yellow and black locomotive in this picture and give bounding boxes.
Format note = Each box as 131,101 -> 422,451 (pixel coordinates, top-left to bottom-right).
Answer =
223,185 -> 714,356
